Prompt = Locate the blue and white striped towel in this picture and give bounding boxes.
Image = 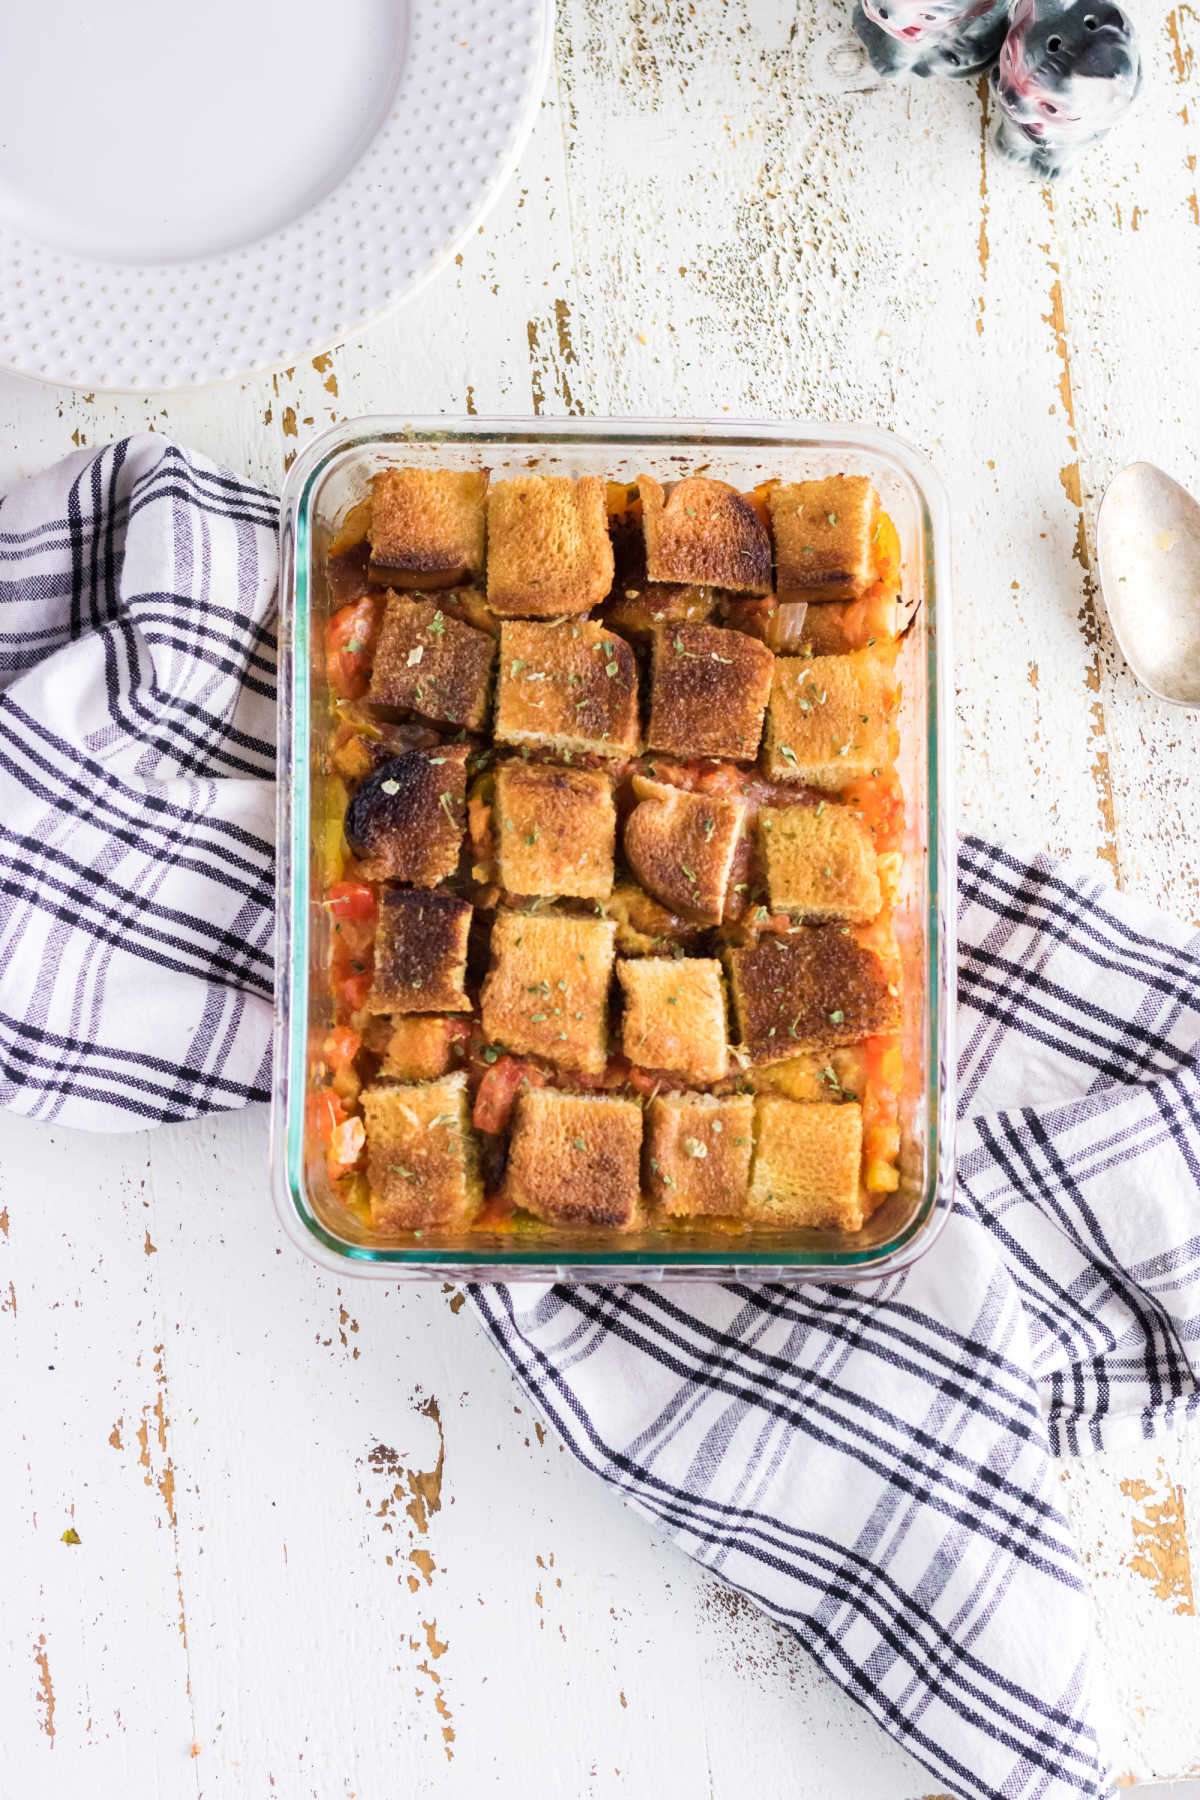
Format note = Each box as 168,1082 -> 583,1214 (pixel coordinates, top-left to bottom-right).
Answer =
3,437 -> 1199,1800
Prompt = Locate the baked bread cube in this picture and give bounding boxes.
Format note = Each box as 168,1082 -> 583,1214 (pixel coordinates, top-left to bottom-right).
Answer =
745,1097 -> 865,1231
726,926 -> 900,1063
343,744 -> 469,885
618,956 -> 728,1083
769,476 -> 880,603
381,1016 -> 463,1081
505,1088 -> 643,1228
623,777 -> 747,925
494,760 -> 615,899
639,474 -> 771,594
486,476 -> 614,618
646,622 -> 774,762
494,621 -> 638,759
368,467 -> 488,590
367,890 -> 473,1015
369,595 -> 495,730
363,1071 -> 481,1231
762,651 -> 893,789
759,802 -> 882,922
645,1092 -> 754,1217
480,909 -> 616,1074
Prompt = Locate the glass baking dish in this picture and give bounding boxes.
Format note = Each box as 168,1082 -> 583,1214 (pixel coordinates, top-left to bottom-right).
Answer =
271,416 -> 955,1281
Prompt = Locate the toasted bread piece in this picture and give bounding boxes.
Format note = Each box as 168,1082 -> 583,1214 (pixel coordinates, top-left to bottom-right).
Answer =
505,1088 -> 643,1228
486,476 -> 614,618
606,880 -> 707,956
751,1046 -> 866,1102
367,891 -> 473,1014
480,910 -> 616,1074
618,956 -> 728,1083
646,622 -> 774,762
369,595 -> 495,730
745,1097 -> 864,1230
769,477 -> 880,603
368,467 -> 488,590
343,745 -> 469,885
381,1016 -> 464,1081
623,777 -> 747,924
759,802 -> 882,922
762,651 -> 893,788
494,621 -> 638,759
494,760 -> 616,899
645,1091 -> 754,1217
725,926 -> 901,1063
363,1071 -> 481,1231
640,474 -> 772,594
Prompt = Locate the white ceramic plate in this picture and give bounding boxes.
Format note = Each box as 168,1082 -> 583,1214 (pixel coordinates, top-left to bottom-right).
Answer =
0,0 -> 552,391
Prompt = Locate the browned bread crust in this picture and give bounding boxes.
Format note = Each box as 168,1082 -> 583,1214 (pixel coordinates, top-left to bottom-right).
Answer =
368,467 -> 488,589
505,1088 -> 643,1228
494,760 -> 616,899
494,620 -> 639,759
480,909 -> 616,1073
640,474 -> 772,594
769,477 -> 880,603
725,925 -> 900,1063
369,595 -> 495,730
381,1017 -> 462,1081
486,476 -> 615,617
367,890 -> 473,1015
343,744 -> 469,885
623,777 -> 747,925
745,1097 -> 864,1229
618,956 -> 728,1083
645,1091 -> 754,1217
646,622 -> 774,762
758,802 -> 882,922
363,1072 -> 481,1230
762,651 -> 893,788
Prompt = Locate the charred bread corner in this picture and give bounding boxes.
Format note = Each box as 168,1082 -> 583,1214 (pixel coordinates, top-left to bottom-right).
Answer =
769,476 -> 880,604
381,1016 -> 463,1081
646,621 -> 774,762
762,650 -> 894,788
494,760 -> 616,900
343,744 -> 469,885
486,476 -> 615,618
725,925 -> 900,1063
622,777 -> 747,925
617,955 -> 729,1083
367,890 -> 473,1015
367,467 -> 488,590
369,595 -> 495,731
493,620 -> 639,759
363,1071 -> 481,1231
639,474 -> 772,594
504,1088 -> 643,1229
745,1096 -> 865,1230
758,802 -> 883,922
480,909 -> 616,1074
645,1091 -> 754,1217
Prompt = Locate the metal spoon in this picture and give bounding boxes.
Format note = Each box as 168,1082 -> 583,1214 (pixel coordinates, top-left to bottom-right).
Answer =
1096,461 -> 1200,707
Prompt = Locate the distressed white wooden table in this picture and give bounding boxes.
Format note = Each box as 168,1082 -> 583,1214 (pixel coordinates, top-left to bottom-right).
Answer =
2,2 -> 1199,1794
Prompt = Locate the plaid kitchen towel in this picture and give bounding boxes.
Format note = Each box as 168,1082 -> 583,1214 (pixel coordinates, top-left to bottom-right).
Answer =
0,435 -> 277,1127
4,439 -> 1200,1800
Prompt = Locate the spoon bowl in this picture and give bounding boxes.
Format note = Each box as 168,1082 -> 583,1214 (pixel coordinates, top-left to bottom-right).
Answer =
1096,461 -> 1200,707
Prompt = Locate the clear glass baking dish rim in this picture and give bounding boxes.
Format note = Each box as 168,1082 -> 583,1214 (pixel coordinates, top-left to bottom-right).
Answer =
271,414 -> 957,1282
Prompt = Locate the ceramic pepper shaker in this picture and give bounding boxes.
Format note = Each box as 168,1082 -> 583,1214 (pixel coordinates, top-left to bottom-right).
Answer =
852,0 -> 1010,77
990,0 -> 1142,178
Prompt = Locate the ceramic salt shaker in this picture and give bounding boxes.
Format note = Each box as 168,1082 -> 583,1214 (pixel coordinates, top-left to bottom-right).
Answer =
852,0 -> 1010,77
990,0 -> 1142,178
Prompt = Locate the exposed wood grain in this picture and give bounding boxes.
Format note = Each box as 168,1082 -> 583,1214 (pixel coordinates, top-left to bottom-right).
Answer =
0,2 -> 1198,1793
